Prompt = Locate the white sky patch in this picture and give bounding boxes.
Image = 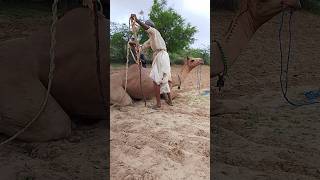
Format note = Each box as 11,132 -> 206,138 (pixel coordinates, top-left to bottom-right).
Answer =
182,0 -> 210,18
110,0 -> 210,49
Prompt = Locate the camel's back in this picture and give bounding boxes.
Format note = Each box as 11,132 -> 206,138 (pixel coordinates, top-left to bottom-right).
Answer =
32,8 -> 108,119
124,64 -> 154,99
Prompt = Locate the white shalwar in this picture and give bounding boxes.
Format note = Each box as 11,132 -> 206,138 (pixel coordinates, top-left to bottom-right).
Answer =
142,27 -> 171,94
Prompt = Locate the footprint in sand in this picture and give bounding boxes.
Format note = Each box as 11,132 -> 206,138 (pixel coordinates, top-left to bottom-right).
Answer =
168,147 -> 185,163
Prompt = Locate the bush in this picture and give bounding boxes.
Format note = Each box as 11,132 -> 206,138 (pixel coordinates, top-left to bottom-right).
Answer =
170,52 -> 185,65
168,47 -> 210,65
302,0 -> 320,14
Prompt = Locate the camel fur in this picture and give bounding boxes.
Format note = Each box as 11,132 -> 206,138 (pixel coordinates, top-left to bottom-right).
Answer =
0,8 -> 108,142
212,0 -> 302,77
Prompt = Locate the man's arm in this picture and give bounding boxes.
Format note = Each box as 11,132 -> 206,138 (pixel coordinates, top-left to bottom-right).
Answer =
141,39 -> 151,52
130,14 -> 149,30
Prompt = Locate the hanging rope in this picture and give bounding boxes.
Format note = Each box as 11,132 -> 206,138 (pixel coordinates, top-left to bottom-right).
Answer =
278,9 -> 319,107
0,0 -> 59,147
96,0 -> 103,13
196,64 -> 202,95
93,0 -> 108,114
124,18 -> 138,90
124,16 -> 146,106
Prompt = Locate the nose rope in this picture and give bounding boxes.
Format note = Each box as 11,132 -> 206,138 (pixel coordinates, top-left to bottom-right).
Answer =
196,64 -> 202,95
278,9 -> 319,107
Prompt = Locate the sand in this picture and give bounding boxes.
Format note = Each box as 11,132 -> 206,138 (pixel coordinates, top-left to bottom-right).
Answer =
0,121 -> 108,180
212,10 -> 320,179
110,65 -> 210,179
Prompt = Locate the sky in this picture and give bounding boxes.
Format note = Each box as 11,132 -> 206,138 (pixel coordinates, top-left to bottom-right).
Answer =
110,0 -> 210,49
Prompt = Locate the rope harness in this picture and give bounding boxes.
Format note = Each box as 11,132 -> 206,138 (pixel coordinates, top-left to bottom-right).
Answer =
278,9 -> 320,107
0,0 -> 59,147
195,64 -> 202,94
125,16 -> 146,106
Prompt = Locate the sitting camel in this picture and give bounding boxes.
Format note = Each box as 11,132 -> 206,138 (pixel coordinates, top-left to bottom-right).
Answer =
0,8 -> 108,142
212,0 -> 301,111
110,57 -> 204,106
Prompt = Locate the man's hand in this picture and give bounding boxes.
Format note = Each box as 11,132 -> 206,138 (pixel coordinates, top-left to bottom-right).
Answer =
135,45 -> 141,53
130,14 -> 149,30
130,14 -> 137,21
128,41 -> 136,47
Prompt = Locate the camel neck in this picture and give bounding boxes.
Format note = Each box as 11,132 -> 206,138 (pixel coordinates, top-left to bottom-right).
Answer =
172,64 -> 191,88
212,1 -> 284,77
212,11 -> 256,76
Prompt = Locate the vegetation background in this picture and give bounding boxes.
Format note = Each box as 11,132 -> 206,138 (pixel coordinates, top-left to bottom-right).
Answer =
110,0 -> 210,65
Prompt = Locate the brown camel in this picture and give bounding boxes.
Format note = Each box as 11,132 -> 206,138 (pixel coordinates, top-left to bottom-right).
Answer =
212,0 -> 302,77
212,0 -> 302,111
0,8 -> 108,142
110,57 -> 204,106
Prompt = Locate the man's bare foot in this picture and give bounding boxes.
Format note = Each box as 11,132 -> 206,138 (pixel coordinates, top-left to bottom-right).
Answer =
165,98 -> 173,106
163,93 -> 173,106
148,104 -> 161,110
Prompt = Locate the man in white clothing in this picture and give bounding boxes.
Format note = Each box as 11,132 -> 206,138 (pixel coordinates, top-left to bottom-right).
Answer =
130,14 -> 172,109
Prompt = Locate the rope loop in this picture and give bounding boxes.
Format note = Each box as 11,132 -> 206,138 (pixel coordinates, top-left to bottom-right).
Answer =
278,9 -> 319,107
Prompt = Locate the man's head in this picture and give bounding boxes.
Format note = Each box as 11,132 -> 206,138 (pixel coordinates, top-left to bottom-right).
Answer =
145,20 -> 155,28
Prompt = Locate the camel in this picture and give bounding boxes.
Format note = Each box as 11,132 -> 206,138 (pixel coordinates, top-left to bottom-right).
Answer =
0,8 -> 108,142
110,57 -> 204,106
212,0 -> 302,111
212,0 -> 302,78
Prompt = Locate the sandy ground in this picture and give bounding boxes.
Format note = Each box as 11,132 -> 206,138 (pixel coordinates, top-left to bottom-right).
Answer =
0,121 -> 108,180
0,7 -> 108,180
212,10 -> 320,179
110,65 -> 210,179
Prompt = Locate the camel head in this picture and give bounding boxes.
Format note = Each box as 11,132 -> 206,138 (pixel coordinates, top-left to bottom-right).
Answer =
184,56 -> 204,71
171,57 -> 204,89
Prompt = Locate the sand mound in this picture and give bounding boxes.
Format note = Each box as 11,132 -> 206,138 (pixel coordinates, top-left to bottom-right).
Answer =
110,65 -> 210,179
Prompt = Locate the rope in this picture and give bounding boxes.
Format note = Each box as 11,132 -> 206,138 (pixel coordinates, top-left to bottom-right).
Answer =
214,40 -> 227,91
124,17 -> 138,91
125,16 -> 146,106
196,64 -> 202,95
124,18 -> 131,92
0,0 -> 59,147
134,43 -> 146,106
93,0 -> 108,113
96,0 -> 103,13
278,9 -> 319,107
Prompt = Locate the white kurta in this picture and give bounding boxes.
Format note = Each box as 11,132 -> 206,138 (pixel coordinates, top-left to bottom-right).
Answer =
142,27 -> 171,94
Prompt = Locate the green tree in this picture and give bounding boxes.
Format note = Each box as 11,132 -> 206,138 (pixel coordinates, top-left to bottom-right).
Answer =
139,0 -> 197,53
110,22 -> 130,63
